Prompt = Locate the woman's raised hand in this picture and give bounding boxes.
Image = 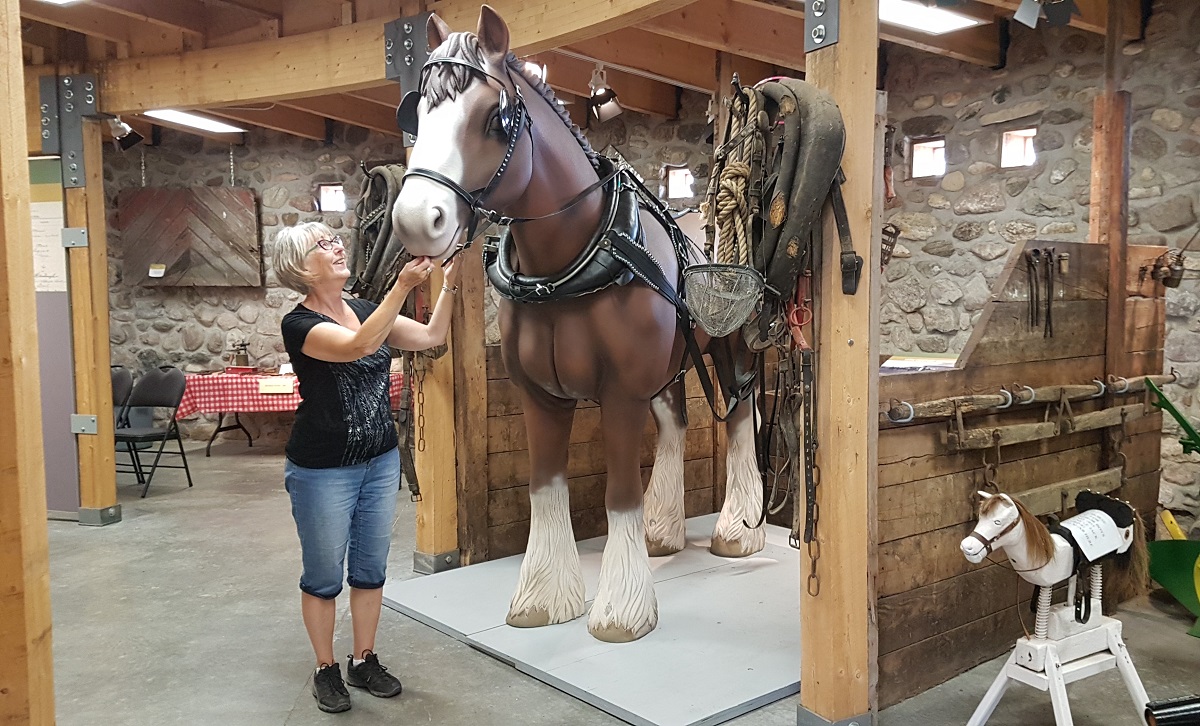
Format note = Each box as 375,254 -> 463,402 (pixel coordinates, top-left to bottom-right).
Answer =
396,256 -> 434,289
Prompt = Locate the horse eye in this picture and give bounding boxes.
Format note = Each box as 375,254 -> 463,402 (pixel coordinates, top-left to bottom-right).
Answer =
993,519 -> 1002,526
487,108 -> 504,135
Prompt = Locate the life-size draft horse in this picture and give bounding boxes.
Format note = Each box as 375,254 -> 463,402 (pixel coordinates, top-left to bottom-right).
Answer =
390,6 -> 764,642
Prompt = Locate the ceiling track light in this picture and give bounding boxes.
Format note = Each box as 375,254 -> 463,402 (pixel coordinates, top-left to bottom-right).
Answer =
1013,0 -> 1080,28
106,116 -> 144,152
588,65 -> 622,123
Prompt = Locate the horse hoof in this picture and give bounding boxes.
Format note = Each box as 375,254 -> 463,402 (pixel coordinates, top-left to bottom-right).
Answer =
506,608 -> 551,628
646,538 -> 683,557
588,622 -> 653,643
710,535 -> 763,558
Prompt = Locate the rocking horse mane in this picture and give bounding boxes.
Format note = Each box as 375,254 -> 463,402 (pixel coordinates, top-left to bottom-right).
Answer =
422,32 -> 599,166
982,494 -> 1055,568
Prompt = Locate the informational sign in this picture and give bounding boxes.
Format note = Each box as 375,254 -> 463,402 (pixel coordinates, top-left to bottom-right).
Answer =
29,158 -> 67,292
1061,509 -> 1125,562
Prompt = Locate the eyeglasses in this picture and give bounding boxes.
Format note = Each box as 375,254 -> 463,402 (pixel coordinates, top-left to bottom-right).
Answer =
305,235 -> 344,255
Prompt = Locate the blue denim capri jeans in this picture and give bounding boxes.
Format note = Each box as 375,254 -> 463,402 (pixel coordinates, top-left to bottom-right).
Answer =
284,447 -> 400,599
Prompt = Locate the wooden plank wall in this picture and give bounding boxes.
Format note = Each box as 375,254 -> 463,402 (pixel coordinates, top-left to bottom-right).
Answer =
483,345 -> 720,559
874,240 -> 1165,707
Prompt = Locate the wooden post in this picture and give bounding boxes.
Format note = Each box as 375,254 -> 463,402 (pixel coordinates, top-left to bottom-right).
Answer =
1090,0 -> 1130,380
65,120 -> 119,524
452,241 -> 489,565
802,0 -> 882,721
0,0 -> 56,720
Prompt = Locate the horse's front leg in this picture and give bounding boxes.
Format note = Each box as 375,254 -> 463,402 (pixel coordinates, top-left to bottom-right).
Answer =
644,380 -> 688,556
506,393 -> 586,628
589,398 -> 658,642
711,390 -> 766,557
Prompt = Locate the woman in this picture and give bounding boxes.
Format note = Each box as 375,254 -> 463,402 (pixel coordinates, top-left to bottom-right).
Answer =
272,221 -> 459,713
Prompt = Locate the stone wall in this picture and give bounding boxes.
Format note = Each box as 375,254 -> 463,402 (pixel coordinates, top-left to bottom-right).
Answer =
883,0 -> 1200,536
104,91 -> 711,441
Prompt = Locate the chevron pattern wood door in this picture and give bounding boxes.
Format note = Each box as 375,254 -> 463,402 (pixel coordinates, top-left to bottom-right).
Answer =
117,187 -> 261,287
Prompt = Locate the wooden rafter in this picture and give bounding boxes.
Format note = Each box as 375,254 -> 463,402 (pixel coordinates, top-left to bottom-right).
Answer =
536,51 -> 679,118
206,105 -> 328,140
98,0 -> 696,113
346,84 -> 401,108
279,94 -> 404,136
561,26 -> 717,93
201,0 -> 284,19
976,0 -> 1140,38
18,0 -> 154,45
87,0 -> 206,38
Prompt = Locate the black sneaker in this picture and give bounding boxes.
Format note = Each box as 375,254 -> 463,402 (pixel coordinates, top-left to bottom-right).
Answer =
312,663 -> 351,713
345,651 -> 403,698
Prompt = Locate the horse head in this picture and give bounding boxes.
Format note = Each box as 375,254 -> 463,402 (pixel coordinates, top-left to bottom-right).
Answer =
961,491 -> 1023,564
391,6 -> 538,262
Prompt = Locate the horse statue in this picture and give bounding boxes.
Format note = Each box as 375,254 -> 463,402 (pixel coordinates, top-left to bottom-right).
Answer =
388,6 -> 765,642
960,490 -> 1150,725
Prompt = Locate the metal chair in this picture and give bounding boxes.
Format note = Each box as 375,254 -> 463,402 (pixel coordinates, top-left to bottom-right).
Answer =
111,365 -> 133,427
114,366 -> 194,497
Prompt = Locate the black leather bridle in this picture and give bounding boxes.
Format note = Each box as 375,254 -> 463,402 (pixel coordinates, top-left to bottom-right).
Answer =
396,55 -> 619,262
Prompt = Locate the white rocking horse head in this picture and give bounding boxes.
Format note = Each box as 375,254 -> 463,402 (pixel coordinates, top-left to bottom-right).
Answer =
961,491 -> 1056,568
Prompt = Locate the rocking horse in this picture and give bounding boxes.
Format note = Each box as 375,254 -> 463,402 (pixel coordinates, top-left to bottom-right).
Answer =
960,490 -> 1150,726
387,6 -> 767,643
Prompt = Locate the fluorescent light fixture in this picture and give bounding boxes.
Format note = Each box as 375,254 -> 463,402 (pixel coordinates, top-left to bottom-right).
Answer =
37,0 -> 83,4
144,110 -> 246,134
878,0 -> 985,35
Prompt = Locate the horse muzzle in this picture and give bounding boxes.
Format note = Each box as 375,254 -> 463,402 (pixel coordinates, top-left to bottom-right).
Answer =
960,537 -> 987,564
391,178 -> 465,261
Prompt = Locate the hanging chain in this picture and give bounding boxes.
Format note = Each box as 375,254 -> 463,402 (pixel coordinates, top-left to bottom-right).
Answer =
229,145 -> 235,186
807,466 -> 821,596
415,359 -> 427,452
140,147 -> 147,187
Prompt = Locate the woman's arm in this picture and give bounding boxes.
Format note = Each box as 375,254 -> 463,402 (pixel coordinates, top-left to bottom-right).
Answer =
301,258 -> 433,363
386,258 -> 460,351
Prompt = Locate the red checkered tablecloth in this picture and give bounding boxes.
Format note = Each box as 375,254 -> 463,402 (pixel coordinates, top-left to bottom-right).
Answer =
176,372 -> 405,419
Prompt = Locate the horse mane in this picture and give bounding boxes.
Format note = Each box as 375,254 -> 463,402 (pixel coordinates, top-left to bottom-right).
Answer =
981,494 -> 1055,569
422,31 -> 599,167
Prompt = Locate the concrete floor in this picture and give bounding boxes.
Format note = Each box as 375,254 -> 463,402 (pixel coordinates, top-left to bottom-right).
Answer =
48,441 -> 1198,726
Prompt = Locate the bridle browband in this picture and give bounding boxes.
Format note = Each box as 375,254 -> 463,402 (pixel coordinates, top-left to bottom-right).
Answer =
396,54 -> 614,261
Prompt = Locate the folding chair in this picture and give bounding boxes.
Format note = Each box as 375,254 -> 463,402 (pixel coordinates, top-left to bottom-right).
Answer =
111,365 -> 133,426
114,366 -> 194,497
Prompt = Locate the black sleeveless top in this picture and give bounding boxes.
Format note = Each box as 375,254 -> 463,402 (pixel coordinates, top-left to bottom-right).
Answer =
281,298 -> 397,469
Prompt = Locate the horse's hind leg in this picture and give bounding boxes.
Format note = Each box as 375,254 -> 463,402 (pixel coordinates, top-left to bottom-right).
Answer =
589,398 -> 658,642
507,395 -> 586,628
711,389 -> 766,557
644,381 -> 688,556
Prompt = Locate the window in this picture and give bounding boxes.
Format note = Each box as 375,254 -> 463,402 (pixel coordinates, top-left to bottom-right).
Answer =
1001,128 -> 1038,168
663,166 -> 695,199
910,138 -> 946,178
317,183 -> 346,213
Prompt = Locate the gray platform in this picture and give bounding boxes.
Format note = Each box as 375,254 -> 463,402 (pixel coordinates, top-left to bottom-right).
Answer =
383,514 -> 801,726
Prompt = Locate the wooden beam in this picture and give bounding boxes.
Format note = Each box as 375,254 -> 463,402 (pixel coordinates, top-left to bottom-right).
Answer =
452,241 -> 488,564
98,0 -> 696,113
976,0 -> 1140,38
202,0 -> 285,18
87,0 -> 206,38
281,0 -> 345,36
0,0 -> 55,723
66,121 -> 117,518
640,0 -> 806,71
561,26 -> 717,93
879,22 -> 1001,67
803,0 -> 882,720
346,84 -> 402,108
18,0 -> 156,46
205,105 -> 328,141
539,52 -> 679,118
279,94 -> 404,136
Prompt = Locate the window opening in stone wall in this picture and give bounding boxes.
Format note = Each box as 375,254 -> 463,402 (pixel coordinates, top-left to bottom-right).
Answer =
1001,128 -> 1038,168
317,183 -> 346,213
662,165 -> 695,199
910,137 -> 946,179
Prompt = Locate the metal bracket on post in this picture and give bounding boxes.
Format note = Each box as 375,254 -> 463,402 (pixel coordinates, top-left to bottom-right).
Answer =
70,414 -> 98,435
805,0 -> 840,53
61,228 -> 88,248
38,75 -> 60,155
386,12 -> 432,148
55,74 -> 100,189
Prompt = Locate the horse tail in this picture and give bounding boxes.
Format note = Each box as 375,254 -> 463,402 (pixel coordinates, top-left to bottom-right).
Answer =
1108,509 -> 1149,603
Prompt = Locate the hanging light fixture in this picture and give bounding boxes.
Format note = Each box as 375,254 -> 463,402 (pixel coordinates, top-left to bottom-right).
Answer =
588,65 -> 622,123
106,117 -> 144,152
1013,0 -> 1080,29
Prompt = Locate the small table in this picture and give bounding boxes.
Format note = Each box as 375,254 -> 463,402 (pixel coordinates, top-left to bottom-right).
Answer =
177,372 -> 405,456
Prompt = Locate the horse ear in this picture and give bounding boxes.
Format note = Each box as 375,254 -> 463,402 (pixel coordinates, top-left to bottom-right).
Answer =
476,4 -> 510,64
427,13 -> 452,51
977,491 -> 993,500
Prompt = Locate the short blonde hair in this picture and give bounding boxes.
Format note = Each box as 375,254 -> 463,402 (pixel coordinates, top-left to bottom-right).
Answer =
271,222 -> 334,295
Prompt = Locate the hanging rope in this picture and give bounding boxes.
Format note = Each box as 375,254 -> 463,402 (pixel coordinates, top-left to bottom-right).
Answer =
707,88 -> 759,267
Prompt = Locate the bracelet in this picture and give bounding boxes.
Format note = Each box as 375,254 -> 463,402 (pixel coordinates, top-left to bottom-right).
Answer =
441,284 -> 459,295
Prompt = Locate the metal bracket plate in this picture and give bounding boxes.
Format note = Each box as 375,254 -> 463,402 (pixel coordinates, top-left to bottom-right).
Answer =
805,0 -> 840,53
57,74 -> 100,189
61,228 -> 88,248
386,12 -> 432,147
38,75 -> 60,155
70,414 -> 98,435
